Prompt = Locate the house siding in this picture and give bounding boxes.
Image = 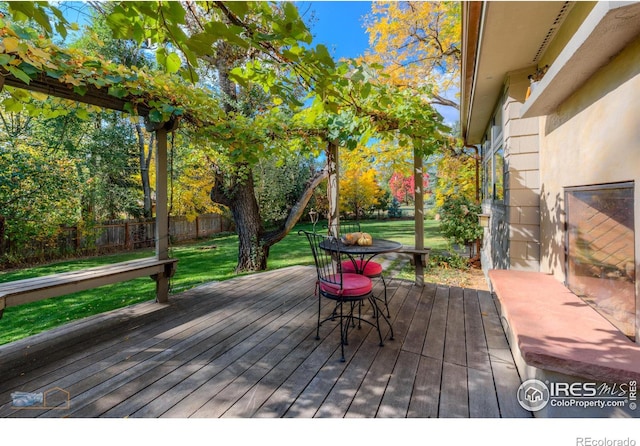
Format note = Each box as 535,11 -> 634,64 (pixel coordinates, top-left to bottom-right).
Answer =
482,70 -> 542,275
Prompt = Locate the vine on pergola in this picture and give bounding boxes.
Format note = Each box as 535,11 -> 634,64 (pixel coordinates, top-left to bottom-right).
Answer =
1,2 -> 447,155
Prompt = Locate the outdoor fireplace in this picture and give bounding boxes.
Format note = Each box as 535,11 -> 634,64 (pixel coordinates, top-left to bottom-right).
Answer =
565,182 -> 636,340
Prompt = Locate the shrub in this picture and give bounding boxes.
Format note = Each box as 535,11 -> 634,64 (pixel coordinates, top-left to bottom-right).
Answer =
429,252 -> 469,270
438,196 -> 483,249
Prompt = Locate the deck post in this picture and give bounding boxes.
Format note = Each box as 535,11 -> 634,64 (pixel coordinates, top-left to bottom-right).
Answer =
327,140 -> 340,237
155,125 -> 170,302
414,147 -> 425,286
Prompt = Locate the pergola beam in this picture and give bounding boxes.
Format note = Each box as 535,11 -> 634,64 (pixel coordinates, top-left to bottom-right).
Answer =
2,73 -> 152,116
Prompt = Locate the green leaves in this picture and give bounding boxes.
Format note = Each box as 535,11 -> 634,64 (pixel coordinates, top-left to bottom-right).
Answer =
75,108 -> 90,120
6,66 -> 32,84
0,18 -> 224,126
148,109 -> 163,123
312,44 -> 335,70
2,96 -> 24,113
107,86 -> 128,99
185,32 -> 218,55
105,4 -> 150,41
156,48 -> 182,74
203,21 -> 248,48
7,2 -> 70,39
165,53 -> 182,74
225,1 -> 249,18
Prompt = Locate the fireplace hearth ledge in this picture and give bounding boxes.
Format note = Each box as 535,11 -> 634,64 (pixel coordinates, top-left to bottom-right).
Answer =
489,269 -> 640,418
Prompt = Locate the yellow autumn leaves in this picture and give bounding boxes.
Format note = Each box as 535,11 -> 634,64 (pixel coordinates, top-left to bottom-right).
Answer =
339,168 -> 383,219
362,1 -> 461,97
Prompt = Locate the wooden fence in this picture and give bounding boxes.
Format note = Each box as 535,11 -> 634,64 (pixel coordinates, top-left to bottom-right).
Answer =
1,214 -> 233,266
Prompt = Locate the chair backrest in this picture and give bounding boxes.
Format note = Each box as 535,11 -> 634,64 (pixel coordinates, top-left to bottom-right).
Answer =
325,221 -> 361,238
299,230 -> 342,287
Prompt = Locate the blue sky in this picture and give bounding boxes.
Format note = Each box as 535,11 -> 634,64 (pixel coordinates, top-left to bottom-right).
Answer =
297,1 -> 373,60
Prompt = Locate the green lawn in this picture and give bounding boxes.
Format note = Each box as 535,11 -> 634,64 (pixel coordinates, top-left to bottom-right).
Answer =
0,219 -> 447,345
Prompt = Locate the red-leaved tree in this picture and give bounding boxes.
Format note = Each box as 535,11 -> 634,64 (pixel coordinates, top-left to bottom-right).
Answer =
389,172 -> 429,204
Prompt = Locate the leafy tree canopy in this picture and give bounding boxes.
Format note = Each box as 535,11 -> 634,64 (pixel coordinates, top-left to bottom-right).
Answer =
1,2 -> 449,160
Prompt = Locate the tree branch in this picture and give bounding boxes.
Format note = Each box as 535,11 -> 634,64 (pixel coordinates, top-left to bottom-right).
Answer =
430,93 -> 459,110
210,167 -> 233,208
261,164 -> 329,247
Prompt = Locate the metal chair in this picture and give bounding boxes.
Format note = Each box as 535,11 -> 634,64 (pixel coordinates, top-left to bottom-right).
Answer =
327,221 -> 390,317
300,230 -> 386,362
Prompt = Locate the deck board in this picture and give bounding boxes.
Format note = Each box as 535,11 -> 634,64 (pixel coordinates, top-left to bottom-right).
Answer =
345,284 -> 421,418
407,356 -> 443,418
444,286 -> 467,367
422,285 -> 449,360
439,361 -> 469,417
402,283 -> 436,355
0,265 -> 530,418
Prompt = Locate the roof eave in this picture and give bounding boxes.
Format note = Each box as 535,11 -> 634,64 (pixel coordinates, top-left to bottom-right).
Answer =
460,1 -> 484,146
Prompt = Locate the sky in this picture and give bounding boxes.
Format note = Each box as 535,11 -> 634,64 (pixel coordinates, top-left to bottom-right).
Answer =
297,1 -> 373,61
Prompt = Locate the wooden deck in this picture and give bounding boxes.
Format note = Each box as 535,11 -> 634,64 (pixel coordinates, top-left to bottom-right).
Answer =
0,265 -> 530,418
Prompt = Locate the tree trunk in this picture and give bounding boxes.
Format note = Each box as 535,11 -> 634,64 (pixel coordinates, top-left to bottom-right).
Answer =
136,121 -> 154,218
260,166 -> 329,248
212,163 -> 329,272
229,170 -> 268,272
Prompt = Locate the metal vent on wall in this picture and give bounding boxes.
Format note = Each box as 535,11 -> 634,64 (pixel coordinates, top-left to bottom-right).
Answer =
531,1 -> 574,64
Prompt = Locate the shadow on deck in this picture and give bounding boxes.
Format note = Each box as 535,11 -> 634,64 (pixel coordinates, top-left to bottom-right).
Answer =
0,265 -> 530,418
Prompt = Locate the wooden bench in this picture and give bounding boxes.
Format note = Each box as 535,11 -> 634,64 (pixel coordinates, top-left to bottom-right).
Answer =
397,246 -> 431,267
397,246 -> 431,285
0,257 -> 178,318
489,269 -> 640,417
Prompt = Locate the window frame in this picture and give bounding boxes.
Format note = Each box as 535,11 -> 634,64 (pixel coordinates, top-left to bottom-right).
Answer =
481,114 -> 505,203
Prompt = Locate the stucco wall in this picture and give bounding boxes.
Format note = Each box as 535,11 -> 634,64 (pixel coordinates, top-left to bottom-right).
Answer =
539,35 -> 640,290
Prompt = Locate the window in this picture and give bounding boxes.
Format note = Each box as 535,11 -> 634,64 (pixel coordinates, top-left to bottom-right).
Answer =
482,140 -> 491,200
565,182 -> 636,339
493,147 -> 504,201
481,112 -> 505,202
481,142 -> 504,202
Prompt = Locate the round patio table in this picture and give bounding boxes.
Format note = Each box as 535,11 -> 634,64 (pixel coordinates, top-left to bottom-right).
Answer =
333,238 -> 402,272
319,237 -> 401,272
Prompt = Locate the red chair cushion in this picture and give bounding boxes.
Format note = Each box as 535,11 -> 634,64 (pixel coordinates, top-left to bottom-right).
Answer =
320,273 -> 372,297
341,259 -> 383,277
